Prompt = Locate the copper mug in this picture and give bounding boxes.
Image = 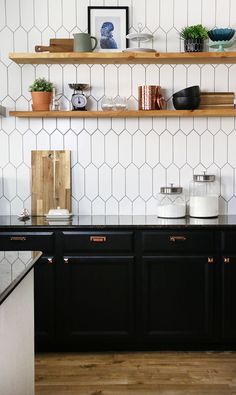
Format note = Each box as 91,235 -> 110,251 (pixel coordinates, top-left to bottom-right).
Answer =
138,85 -> 165,110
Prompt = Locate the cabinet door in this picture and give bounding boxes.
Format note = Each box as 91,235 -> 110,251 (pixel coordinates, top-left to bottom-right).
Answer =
59,256 -> 135,349
141,256 -> 215,346
222,255 -> 236,343
0,232 -> 54,252
34,256 -> 55,351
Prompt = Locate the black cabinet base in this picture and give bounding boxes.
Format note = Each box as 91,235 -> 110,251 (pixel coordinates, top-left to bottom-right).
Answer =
35,341 -> 236,353
1,226 -> 235,352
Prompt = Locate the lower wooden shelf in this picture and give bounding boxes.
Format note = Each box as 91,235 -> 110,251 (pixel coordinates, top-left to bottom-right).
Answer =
9,109 -> 236,118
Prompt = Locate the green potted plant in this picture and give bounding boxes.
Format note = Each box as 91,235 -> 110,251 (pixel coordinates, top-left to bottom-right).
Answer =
180,24 -> 208,52
29,77 -> 53,111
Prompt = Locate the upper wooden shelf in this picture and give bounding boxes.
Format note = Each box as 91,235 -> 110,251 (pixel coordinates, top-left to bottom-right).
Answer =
8,51 -> 236,65
9,109 -> 236,118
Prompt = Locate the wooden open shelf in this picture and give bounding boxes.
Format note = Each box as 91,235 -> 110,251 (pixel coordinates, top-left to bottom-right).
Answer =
9,51 -> 236,65
9,109 -> 236,118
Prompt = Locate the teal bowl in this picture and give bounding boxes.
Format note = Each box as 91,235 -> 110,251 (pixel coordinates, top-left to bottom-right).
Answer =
207,28 -> 235,41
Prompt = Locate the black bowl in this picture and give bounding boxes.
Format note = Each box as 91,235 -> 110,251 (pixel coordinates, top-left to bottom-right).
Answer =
173,85 -> 200,98
173,96 -> 200,110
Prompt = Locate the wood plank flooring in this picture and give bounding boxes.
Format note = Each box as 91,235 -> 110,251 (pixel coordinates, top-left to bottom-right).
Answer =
35,352 -> 236,395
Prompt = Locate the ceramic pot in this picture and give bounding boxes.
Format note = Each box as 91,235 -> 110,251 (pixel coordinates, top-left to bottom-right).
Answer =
31,91 -> 52,111
184,38 -> 203,52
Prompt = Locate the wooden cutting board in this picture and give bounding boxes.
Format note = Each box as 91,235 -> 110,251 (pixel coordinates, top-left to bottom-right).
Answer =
200,92 -> 234,105
31,150 -> 71,216
35,39 -> 73,53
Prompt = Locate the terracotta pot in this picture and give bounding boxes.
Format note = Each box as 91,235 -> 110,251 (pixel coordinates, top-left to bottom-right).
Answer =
31,91 -> 52,111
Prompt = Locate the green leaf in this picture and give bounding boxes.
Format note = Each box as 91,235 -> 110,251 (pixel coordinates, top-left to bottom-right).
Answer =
180,24 -> 208,40
29,77 -> 53,92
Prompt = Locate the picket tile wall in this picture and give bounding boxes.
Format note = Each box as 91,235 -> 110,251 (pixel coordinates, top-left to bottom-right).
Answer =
1,0 -> 236,215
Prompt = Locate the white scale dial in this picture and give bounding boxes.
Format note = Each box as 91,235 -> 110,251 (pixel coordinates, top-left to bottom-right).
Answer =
71,93 -> 87,109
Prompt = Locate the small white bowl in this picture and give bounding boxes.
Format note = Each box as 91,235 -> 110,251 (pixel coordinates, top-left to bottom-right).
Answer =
47,207 -> 69,216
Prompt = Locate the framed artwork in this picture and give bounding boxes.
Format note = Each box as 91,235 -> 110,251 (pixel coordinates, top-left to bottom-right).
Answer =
88,6 -> 129,51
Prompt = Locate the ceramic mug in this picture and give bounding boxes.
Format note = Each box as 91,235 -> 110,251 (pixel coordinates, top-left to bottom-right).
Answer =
73,33 -> 97,52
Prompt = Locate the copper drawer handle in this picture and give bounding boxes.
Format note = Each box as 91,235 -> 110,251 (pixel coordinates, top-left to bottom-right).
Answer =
208,257 -> 214,264
170,236 -> 186,242
10,236 -> 26,241
224,257 -> 230,264
64,258 -> 69,264
90,236 -> 107,243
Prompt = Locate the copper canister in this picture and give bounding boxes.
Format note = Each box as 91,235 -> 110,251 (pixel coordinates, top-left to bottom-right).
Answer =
138,85 -> 160,110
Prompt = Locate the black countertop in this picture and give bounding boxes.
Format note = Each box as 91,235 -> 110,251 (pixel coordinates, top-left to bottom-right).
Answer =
0,251 -> 42,306
0,215 -> 236,228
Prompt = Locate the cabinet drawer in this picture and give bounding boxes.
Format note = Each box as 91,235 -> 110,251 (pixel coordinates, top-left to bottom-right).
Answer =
142,231 -> 215,253
63,231 -> 133,253
222,231 -> 236,252
0,232 -> 54,252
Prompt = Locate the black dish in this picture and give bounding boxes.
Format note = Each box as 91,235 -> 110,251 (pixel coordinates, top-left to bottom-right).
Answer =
173,96 -> 200,110
173,85 -> 200,98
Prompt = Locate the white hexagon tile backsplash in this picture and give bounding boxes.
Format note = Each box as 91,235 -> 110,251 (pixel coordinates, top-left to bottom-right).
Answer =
0,0 -> 236,215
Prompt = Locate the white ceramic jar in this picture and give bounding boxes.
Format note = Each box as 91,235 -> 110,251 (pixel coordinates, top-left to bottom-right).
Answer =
189,173 -> 220,218
157,185 -> 186,218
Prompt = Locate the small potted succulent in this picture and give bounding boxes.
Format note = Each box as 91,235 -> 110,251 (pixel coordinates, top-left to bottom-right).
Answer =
180,24 -> 208,52
29,77 -> 53,111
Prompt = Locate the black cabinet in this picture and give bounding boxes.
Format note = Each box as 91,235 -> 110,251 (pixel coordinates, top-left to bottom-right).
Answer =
141,256 -> 215,346
59,230 -> 135,349
34,255 -> 56,351
1,225 -> 236,351
62,231 -> 133,253
221,231 -> 236,344
0,231 -> 54,251
222,255 -> 236,343
58,255 -> 135,350
141,230 -> 214,254
140,230 -> 217,348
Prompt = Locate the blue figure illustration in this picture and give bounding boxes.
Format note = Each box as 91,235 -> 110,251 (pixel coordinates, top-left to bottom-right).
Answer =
100,22 -> 118,49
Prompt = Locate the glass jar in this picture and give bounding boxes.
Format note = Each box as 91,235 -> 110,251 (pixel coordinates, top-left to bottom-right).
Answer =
114,96 -> 127,111
157,184 -> 186,218
101,96 -> 114,111
189,173 -> 220,218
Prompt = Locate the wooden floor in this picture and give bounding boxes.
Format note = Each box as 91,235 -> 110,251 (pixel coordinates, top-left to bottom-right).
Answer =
35,352 -> 236,395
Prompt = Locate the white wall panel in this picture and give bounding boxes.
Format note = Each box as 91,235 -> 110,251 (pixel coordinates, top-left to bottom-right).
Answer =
0,0 -> 236,215
216,0 -> 230,27
202,0 -> 216,28
187,0 -> 202,26
160,0 -> 173,32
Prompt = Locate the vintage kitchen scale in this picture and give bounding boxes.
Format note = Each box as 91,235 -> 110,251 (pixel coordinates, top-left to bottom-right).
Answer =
68,83 -> 89,111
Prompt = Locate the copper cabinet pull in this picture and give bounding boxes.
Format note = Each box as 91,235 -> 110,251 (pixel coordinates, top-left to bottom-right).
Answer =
64,258 -> 69,264
10,236 -> 26,241
90,236 -> 107,243
47,258 -> 53,264
169,236 -> 186,242
208,257 -> 214,264
224,257 -> 230,264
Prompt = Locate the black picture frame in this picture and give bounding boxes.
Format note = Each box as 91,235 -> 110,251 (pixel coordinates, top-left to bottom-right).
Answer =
88,6 -> 129,51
